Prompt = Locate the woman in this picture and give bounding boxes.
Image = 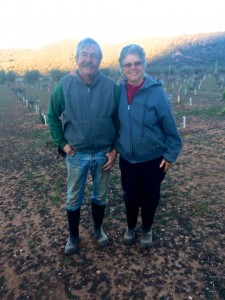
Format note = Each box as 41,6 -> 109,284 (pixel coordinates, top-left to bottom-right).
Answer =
116,44 -> 182,248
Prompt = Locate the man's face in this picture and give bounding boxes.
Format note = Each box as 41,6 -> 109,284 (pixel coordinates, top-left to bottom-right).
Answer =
76,44 -> 101,82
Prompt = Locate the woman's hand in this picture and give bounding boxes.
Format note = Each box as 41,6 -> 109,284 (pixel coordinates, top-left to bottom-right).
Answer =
160,159 -> 171,173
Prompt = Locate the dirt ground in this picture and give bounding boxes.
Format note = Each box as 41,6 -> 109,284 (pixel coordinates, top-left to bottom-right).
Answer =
0,79 -> 224,300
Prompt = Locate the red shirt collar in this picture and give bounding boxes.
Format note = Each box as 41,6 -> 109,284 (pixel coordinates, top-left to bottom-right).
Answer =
126,80 -> 144,104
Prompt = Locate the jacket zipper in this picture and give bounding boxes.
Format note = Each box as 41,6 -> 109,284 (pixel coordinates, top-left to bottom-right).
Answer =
128,102 -> 134,159
127,88 -> 143,160
87,87 -> 93,149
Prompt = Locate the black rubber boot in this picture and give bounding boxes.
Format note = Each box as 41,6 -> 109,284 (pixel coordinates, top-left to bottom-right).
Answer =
91,203 -> 109,246
64,209 -> 80,255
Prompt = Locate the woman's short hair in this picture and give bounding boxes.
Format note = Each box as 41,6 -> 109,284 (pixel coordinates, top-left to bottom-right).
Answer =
119,44 -> 146,69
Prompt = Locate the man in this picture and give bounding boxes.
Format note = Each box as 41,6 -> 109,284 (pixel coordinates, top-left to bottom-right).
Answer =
47,38 -> 119,255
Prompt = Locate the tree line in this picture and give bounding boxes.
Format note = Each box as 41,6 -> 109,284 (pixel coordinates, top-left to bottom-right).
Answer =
1,66 -> 225,86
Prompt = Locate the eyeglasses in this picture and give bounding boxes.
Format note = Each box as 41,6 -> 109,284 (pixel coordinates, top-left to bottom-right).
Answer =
123,61 -> 142,69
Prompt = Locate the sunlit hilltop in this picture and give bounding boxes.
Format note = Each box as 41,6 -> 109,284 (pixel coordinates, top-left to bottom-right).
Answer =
0,32 -> 225,75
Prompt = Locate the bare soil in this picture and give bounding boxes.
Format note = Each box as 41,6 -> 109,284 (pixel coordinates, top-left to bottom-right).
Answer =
0,80 -> 224,300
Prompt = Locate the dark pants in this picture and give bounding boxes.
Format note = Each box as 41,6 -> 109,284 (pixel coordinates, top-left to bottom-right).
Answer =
119,156 -> 165,232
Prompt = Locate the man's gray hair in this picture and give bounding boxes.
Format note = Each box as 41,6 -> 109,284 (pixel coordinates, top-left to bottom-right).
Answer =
75,38 -> 103,62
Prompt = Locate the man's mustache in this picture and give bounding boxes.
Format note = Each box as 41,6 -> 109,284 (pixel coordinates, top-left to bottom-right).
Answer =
82,63 -> 95,69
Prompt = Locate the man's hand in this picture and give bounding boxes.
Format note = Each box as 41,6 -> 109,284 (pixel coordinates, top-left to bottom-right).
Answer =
159,158 -> 171,173
63,144 -> 76,156
102,149 -> 118,171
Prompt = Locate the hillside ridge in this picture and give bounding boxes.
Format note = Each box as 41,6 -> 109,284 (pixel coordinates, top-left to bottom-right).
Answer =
1,32 -> 225,75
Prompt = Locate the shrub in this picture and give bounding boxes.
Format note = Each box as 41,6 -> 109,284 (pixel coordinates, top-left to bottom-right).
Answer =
24,70 -> 41,84
222,91 -> 225,100
0,69 -> 6,84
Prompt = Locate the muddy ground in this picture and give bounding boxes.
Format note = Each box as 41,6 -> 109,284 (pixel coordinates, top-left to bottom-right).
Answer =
0,79 -> 224,300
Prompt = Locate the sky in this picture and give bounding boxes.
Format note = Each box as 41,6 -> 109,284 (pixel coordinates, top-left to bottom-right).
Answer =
0,0 -> 224,49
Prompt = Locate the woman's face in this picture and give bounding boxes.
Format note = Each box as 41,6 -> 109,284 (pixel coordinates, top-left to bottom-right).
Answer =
122,54 -> 144,85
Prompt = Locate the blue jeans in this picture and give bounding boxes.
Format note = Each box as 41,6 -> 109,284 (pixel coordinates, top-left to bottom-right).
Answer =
66,149 -> 111,211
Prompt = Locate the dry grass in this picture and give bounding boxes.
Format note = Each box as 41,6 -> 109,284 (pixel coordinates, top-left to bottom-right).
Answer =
0,73 -> 225,299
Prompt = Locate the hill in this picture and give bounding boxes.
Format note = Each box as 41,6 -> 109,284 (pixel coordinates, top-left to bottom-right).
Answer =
0,32 -> 225,75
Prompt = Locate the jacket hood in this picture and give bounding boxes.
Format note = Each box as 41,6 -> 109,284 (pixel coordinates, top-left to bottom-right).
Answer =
121,74 -> 162,89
